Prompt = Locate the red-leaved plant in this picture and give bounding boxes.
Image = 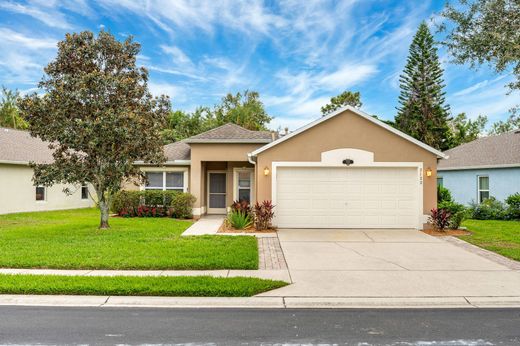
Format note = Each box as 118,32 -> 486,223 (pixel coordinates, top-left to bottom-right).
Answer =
428,208 -> 451,231
253,200 -> 275,231
231,200 -> 251,216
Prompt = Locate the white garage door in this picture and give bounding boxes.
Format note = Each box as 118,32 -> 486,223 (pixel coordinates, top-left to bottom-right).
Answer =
275,166 -> 420,229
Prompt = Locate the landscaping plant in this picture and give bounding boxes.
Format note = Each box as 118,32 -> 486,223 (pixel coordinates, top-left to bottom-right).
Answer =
231,200 -> 251,216
506,193 -> 520,220
253,200 -> 275,231
469,197 -> 508,220
438,200 -> 467,229
111,190 -> 195,219
227,210 -> 253,230
429,208 -> 451,231
17,30 -> 170,229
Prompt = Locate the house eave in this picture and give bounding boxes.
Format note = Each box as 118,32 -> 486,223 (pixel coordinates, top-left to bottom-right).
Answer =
0,159 -> 30,166
438,163 -> 520,171
184,139 -> 272,144
134,160 -> 191,166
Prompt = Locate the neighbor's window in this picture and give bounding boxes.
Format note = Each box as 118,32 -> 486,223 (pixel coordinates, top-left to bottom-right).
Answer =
437,177 -> 443,187
145,171 -> 185,192
235,170 -> 252,203
478,176 -> 490,203
35,186 -> 46,201
81,185 -> 89,200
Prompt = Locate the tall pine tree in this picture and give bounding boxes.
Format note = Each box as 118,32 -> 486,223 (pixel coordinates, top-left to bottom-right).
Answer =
395,22 -> 451,151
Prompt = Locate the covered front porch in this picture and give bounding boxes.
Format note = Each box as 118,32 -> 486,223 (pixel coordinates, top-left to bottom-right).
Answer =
192,161 -> 255,217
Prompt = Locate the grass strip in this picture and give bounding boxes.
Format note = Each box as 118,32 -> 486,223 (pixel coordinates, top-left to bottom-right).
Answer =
0,274 -> 288,297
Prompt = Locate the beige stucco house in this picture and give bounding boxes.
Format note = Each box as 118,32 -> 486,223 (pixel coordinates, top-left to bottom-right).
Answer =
133,106 -> 446,230
0,128 -> 94,214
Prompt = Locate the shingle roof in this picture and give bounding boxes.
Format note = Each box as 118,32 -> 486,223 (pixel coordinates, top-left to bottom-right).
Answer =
0,127 -> 54,164
184,123 -> 274,143
164,140 -> 191,161
438,130 -> 520,170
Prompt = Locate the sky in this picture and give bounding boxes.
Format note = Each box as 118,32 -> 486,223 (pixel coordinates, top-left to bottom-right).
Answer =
0,0 -> 518,131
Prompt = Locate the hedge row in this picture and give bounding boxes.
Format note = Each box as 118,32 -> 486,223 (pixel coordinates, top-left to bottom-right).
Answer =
111,190 -> 196,219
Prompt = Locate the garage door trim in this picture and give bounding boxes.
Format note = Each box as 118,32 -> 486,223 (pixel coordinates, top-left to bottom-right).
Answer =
272,161 -> 424,229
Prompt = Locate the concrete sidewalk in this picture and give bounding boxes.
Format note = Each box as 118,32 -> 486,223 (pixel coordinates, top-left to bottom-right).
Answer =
1,294 -> 520,309
0,268 -> 291,282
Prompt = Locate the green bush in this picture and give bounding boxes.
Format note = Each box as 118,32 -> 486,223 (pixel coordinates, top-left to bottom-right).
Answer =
171,193 -> 196,219
470,197 -> 508,220
437,185 -> 452,203
110,190 -> 196,219
506,193 -> 520,220
110,190 -> 142,215
438,201 -> 467,229
227,210 -> 253,230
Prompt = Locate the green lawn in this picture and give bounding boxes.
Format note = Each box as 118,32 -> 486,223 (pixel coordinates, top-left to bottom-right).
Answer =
461,219 -> 520,261
0,274 -> 286,297
0,208 -> 258,270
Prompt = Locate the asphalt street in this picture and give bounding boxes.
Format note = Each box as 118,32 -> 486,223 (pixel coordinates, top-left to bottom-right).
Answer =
1,306 -> 520,345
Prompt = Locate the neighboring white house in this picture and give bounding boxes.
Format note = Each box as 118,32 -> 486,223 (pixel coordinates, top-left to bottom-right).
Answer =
0,127 -> 95,214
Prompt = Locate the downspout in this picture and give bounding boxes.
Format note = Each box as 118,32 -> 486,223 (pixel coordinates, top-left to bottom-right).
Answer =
248,153 -> 257,203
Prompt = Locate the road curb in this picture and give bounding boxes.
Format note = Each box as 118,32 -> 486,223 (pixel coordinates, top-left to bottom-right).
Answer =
2,295 -> 520,309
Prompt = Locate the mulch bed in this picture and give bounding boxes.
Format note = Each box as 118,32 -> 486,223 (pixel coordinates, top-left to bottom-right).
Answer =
218,221 -> 276,234
422,229 -> 472,236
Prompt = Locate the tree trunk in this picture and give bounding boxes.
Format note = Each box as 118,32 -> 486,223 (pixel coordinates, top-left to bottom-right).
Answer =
99,200 -> 110,229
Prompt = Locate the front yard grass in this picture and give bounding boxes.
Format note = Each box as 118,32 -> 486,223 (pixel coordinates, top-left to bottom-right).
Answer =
0,208 -> 258,270
461,219 -> 520,261
0,274 -> 287,297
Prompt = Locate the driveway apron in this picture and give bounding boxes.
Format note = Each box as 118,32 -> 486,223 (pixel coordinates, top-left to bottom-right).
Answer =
259,229 -> 520,298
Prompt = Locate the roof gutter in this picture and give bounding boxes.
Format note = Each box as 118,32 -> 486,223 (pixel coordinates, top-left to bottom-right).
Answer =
0,160 -> 30,166
133,160 -> 191,166
247,153 -> 256,165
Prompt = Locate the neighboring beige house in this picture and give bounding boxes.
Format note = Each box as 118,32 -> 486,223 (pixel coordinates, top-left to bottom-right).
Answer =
133,106 -> 446,230
0,128 -> 94,215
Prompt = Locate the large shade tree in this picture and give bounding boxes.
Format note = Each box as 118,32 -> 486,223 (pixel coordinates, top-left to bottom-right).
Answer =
395,22 -> 452,151
18,31 -> 170,229
439,0 -> 520,92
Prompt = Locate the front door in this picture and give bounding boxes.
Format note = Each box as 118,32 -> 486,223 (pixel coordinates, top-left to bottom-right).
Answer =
208,172 -> 227,214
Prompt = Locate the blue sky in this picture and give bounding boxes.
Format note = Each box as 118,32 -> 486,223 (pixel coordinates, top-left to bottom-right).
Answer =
0,0 -> 518,130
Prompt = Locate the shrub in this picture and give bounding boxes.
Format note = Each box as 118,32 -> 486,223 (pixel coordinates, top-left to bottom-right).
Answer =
428,208 -> 451,231
253,200 -> 275,230
437,185 -> 452,203
170,192 -> 196,219
110,190 -> 196,219
470,197 -> 508,220
110,191 -> 141,216
438,201 -> 467,229
227,210 -> 253,230
231,200 -> 251,216
506,193 -> 520,220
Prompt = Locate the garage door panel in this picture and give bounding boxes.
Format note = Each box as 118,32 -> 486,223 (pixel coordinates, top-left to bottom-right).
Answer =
275,166 -> 420,229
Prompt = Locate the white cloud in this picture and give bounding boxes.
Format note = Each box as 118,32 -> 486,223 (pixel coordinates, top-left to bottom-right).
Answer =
0,28 -> 57,49
161,45 -> 194,68
317,64 -> 377,90
148,81 -> 186,102
0,1 -> 72,29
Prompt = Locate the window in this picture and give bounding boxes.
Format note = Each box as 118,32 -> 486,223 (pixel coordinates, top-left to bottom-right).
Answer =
166,172 -> 184,192
145,171 -> 186,192
81,185 -> 89,200
478,176 -> 490,203
235,170 -> 253,203
35,186 -> 46,201
437,177 -> 443,187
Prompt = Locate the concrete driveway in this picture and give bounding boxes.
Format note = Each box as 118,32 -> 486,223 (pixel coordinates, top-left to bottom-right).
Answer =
260,229 -> 520,298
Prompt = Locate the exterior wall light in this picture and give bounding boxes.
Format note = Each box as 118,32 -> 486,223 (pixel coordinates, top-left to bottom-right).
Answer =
263,167 -> 270,176
425,168 -> 432,177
